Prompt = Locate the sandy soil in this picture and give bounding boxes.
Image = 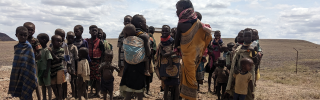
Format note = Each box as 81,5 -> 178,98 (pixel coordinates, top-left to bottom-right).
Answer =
0,38 -> 320,100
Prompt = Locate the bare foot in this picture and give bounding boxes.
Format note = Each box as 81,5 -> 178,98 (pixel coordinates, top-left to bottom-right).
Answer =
145,70 -> 151,76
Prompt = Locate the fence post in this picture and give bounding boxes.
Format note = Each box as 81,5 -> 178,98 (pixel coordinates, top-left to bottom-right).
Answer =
293,48 -> 298,74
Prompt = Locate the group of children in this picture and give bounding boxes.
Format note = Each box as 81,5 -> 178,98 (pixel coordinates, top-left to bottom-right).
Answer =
9,22 -> 117,100
8,1 -> 263,100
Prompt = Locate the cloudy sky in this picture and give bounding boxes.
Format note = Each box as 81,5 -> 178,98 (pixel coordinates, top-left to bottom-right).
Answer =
0,0 -> 320,44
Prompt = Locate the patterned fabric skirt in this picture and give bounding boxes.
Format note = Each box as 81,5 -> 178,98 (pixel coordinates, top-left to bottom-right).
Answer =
90,59 -> 101,80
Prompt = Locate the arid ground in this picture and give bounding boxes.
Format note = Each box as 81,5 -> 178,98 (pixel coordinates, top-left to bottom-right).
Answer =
1,38 -> 320,100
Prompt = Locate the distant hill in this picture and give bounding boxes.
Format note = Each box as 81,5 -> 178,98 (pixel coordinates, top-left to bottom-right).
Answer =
0,33 -> 15,41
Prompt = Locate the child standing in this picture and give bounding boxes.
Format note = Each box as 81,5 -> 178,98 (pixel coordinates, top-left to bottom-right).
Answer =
73,25 -> 91,63
226,42 -> 235,70
48,35 -> 65,100
8,26 -> 38,100
99,50 -> 120,100
37,33 -> 53,100
213,57 -> 229,100
23,22 -> 42,100
155,25 -> 180,100
77,47 -> 90,100
233,58 -> 254,100
208,31 -> 223,93
66,31 -> 79,98
85,25 -> 105,97
118,15 -> 132,77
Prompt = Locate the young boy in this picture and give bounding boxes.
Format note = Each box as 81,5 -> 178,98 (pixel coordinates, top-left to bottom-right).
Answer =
226,28 -> 257,100
73,25 -> 91,63
37,33 -> 53,100
23,22 -> 42,100
98,28 -> 112,51
8,26 -> 38,100
48,35 -> 65,100
50,28 -> 69,99
226,42 -> 235,70
118,15 -> 132,77
213,57 -> 229,100
233,58 -> 254,100
99,50 -> 120,100
77,47 -> 90,100
120,18 -> 151,100
155,25 -> 180,100
85,25 -> 105,97
66,31 -> 79,98
209,31 -> 224,93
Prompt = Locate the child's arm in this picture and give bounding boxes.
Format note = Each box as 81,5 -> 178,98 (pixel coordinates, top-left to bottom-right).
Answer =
99,40 -> 105,62
44,59 -> 52,78
140,33 -> 151,58
99,63 -> 105,74
111,65 -> 120,73
85,60 -> 90,76
48,48 -> 59,60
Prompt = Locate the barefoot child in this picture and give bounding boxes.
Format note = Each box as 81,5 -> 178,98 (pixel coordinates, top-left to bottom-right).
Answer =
37,33 -> 53,100
233,58 -> 254,100
8,26 -> 38,100
50,29 -> 70,99
155,25 -> 180,100
23,22 -> 42,100
118,15 -> 133,77
209,31 -> 224,93
85,25 -> 105,97
99,50 -> 120,100
120,20 -> 151,100
48,35 -> 65,100
213,57 -> 229,100
77,47 -> 90,100
66,31 -> 79,98
226,42 -> 235,70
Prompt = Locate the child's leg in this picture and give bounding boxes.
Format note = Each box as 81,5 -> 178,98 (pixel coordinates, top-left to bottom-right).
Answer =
163,85 -> 169,100
70,75 -> 76,98
41,86 -> 47,100
208,73 -> 212,92
222,83 -> 227,99
125,92 -> 133,100
144,59 -> 151,76
109,90 -> 113,100
84,81 -> 89,99
62,82 -> 67,99
94,79 -> 101,97
103,92 -> 107,100
136,92 -> 143,100
173,86 -> 180,100
214,75 -> 217,93
36,85 -> 42,100
51,85 -> 58,99
217,83 -> 222,100
77,77 -> 83,99
47,86 -> 52,100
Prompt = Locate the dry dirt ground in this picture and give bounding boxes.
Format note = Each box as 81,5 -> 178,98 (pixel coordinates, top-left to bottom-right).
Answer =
1,38 -> 320,100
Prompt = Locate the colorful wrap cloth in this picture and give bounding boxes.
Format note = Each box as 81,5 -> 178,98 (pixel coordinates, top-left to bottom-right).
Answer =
179,19 -> 212,100
8,41 -> 38,100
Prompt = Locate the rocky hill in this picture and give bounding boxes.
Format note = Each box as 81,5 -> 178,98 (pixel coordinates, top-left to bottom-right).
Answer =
0,33 -> 15,41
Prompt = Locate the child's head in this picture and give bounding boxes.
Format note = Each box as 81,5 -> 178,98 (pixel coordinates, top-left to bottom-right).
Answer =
171,28 -> 177,38
214,30 -> 221,39
237,30 -> 244,43
218,57 -> 226,68
78,47 -> 89,60
16,26 -> 29,43
74,25 -> 83,38
221,43 -> 228,52
89,25 -> 98,38
37,33 -> 49,47
132,14 -> 147,31
252,29 -> 259,41
123,24 -> 136,38
195,11 -> 202,21
161,25 -> 171,38
149,26 -> 155,34
66,31 -> 75,44
51,35 -> 62,49
124,15 -> 132,26
227,42 -> 235,51
23,22 -> 35,39
103,32 -> 106,40
54,28 -> 65,42
243,28 -> 253,44
98,28 -> 103,39
176,0 -> 194,17
240,58 -> 253,72
104,50 -> 113,63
